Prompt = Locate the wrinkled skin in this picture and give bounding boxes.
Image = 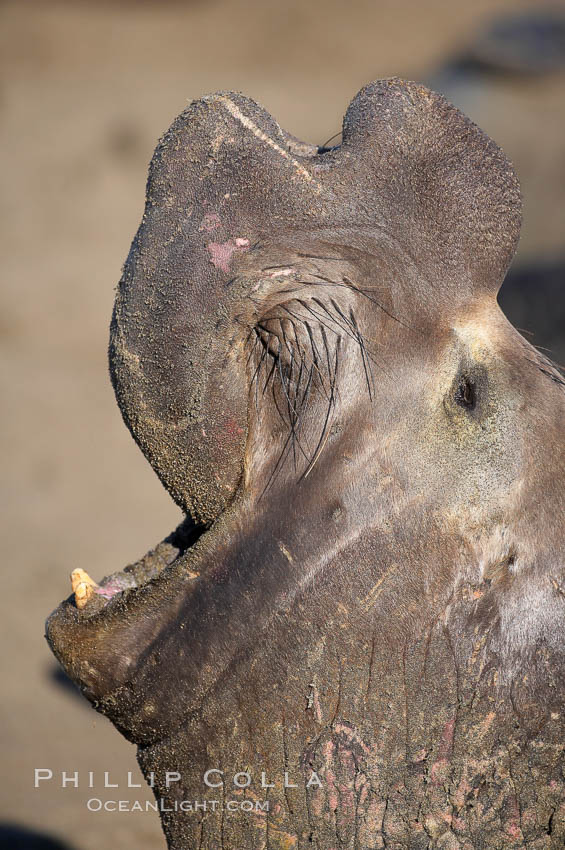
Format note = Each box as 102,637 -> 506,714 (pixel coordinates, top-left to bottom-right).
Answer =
46,79 -> 565,848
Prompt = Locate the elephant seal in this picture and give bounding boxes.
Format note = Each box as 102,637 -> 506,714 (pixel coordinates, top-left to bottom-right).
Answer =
47,78 -> 565,849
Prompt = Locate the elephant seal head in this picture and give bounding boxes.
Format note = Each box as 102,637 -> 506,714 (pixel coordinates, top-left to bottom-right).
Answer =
109,79 -> 522,523
46,79 -> 565,848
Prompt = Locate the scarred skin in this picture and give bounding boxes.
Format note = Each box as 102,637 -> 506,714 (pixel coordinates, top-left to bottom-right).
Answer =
46,79 -> 565,848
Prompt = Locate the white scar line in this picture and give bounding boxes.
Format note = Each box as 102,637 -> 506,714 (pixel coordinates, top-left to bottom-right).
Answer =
217,97 -> 323,192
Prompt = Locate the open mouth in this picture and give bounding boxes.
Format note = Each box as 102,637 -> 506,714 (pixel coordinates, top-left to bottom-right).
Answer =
68,516 -> 208,616
44,509 -> 225,720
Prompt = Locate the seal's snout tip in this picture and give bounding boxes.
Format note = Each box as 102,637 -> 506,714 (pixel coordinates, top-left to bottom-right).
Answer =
70,568 -> 98,609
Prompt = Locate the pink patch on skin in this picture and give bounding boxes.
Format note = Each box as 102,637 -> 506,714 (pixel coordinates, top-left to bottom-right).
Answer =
94,587 -> 117,600
95,579 -> 134,600
199,213 -> 221,232
429,714 -> 455,786
439,716 -> 456,756
336,788 -> 355,830
207,238 -> 250,273
504,795 -> 522,840
326,769 -> 339,813
223,416 -> 245,440
430,758 -> 448,785
428,713 -> 456,783
322,739 -> 339,812
506,822 -> 522,840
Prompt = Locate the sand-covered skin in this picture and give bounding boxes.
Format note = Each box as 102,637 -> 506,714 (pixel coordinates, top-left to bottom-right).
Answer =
1,1 -> 563,848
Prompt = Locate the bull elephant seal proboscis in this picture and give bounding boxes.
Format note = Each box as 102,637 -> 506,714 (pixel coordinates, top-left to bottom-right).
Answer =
46,78 -> 565,849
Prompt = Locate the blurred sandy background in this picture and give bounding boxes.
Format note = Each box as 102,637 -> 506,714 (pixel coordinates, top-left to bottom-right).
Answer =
1,1 -> 564,848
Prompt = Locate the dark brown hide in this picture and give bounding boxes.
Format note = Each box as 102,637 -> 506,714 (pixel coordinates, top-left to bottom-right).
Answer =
46,79 -> 565,849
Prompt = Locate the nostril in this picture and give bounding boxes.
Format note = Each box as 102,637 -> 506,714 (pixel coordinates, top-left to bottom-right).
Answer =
455,376 -> 477,411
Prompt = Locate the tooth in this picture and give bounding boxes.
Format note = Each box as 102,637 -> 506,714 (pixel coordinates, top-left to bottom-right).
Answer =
71,568 -> 99,609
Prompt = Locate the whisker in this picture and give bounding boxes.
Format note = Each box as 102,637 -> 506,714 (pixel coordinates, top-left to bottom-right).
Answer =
280,306 -> 331,400
320,131 -> 342,148
249,278 -> 392,488
302,335 -> 341,479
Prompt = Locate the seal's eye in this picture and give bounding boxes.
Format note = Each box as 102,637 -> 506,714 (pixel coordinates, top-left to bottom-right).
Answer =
454,375 -> 477,411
